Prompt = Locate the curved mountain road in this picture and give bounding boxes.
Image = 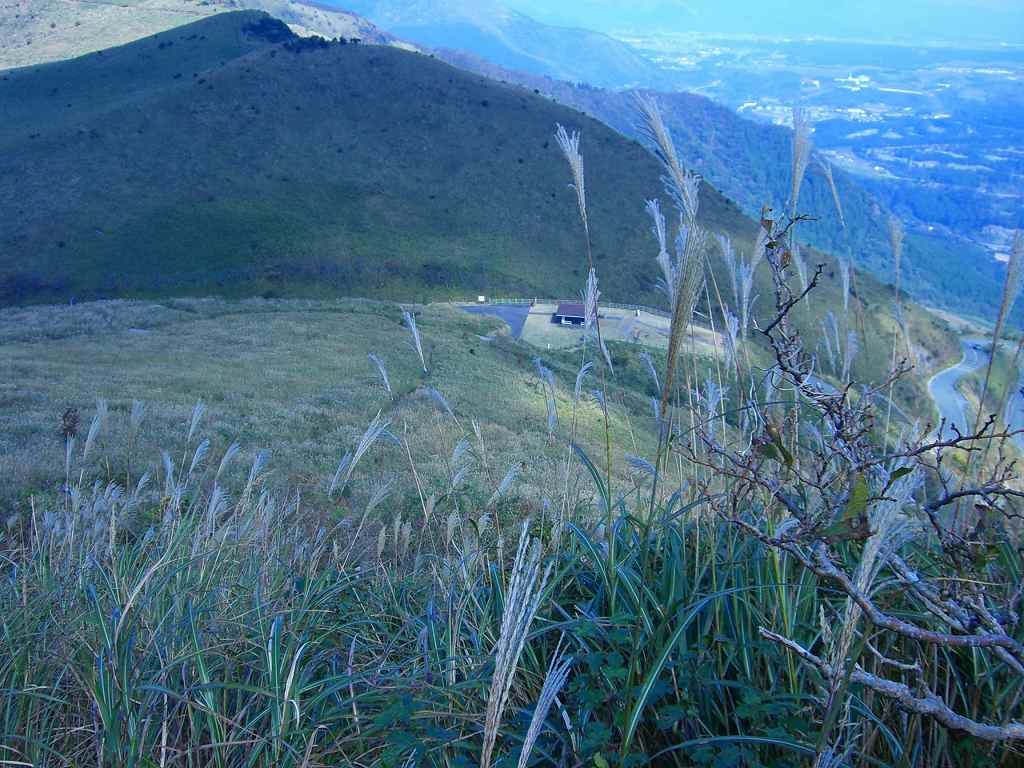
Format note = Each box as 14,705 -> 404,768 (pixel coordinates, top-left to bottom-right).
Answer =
927,339 -> 988,434
927,338 -> 1024,452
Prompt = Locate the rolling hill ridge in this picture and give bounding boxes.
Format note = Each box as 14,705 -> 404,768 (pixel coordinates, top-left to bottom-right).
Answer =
332,0 -> 668,88
0,12 -> 708,306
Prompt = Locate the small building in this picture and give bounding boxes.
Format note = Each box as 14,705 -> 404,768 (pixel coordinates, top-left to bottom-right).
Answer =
553,302 -> 586,327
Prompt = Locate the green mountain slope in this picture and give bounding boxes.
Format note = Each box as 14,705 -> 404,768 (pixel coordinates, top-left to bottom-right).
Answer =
2,0 -> 1001,320
0,11 -> 724,307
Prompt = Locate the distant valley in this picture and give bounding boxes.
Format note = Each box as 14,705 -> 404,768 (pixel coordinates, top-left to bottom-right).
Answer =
627,32 -> 1024,264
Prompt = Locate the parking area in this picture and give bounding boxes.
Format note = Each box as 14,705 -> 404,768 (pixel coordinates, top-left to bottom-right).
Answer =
458,302 -> 722,356
459,304 -> 531,338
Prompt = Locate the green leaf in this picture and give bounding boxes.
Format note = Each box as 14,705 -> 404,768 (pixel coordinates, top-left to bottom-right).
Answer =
620,587 -> 747,756
574,443 -> 610,513
882,466 -> 913,494
844,474 -> 870,521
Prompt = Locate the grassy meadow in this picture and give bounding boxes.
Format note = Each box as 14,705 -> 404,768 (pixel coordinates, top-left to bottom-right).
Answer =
0,297 -> 678,518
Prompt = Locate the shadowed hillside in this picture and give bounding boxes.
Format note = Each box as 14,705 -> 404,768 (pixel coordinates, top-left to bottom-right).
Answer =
0,11 -> 739,307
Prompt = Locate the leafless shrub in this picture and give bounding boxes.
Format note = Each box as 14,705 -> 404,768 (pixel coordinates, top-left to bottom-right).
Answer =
683,212 -> 1024,746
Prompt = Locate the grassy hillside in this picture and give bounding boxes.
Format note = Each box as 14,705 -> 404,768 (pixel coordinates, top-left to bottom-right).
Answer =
0,12 -> 703,307
437,48 -> 1007,321
0,297 -> 667,512
0,0 -> 396,70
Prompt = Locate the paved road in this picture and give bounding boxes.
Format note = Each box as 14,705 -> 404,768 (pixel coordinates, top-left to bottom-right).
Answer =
927,338 -> 989,434
1004,367 -> 1024,452
460,304 -> 530,338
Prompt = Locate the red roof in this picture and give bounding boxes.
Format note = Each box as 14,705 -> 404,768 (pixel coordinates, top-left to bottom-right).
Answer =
555,302 -> 586,318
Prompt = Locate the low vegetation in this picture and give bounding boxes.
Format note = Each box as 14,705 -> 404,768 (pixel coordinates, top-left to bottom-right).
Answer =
3,86 -> 1024,768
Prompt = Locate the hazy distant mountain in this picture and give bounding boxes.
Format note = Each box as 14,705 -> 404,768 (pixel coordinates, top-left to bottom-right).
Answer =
329,0 -> 668,87
506,0 -> 1024,45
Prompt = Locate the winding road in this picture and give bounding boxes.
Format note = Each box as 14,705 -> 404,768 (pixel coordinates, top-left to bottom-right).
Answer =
927,338 -> 989,434
927,337 -> 1024,452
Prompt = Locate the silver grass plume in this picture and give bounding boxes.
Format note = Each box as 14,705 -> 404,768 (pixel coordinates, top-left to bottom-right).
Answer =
368,352 -> 392,397
480,522 -> 551,768
976,230 -> 1024,428
639,351 -> 660,392
637,99 -> 708,422
402,310 -> 427,374
535,359 -> 558,435
450,438 -> 473,491
792,243 -> 810,296
821,317 -> 837,375
839,257 -> 851,312
819,157 -> 846,229
700,377 -> 727,424
187,400 -> 206,444
790,107 -> 813,217
842,330 -> 859,385
365,480 -> 393,518
716,233 -> 740,308
424,387 -> 458,424
646,198 -> 668,259
574,360 -> 593,402
827,312 -> 842,365
723,310 -> 740,371
216,442 -> 240,483
82,398 -> 109,462
554,124 -> 588,236
635,94 -> 701,222
516,645 -> 573,768
129,399 -> 145,437
584,268 -> 600,331
187,438 -> 210,481
626,454 -> 658,477
329,412 -> 390,498
738,259 -> 756,341
584,269 -> 614,371
161,450 -> 177,504
658,220 -> 708,420
544,389 -> 558,437
487,465 -> 519,508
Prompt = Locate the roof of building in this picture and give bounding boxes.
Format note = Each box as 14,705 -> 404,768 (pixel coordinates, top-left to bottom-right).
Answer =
554,302 -> 586,319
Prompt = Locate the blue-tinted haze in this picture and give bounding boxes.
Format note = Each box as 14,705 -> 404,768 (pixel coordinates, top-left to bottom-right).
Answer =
506,0 -> 1024,44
